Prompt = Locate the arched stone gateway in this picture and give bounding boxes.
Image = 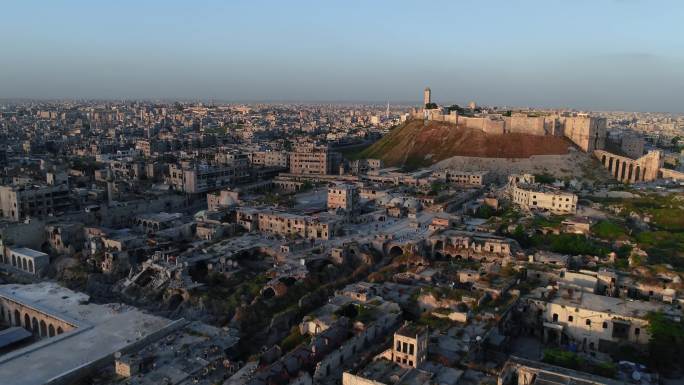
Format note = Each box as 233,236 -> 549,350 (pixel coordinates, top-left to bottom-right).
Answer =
261,287 -> 276,299
594,149 -> 663,184
388,246 -> 403,258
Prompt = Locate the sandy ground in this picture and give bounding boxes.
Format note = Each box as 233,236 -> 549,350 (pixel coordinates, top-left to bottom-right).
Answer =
431,149 -> 608,182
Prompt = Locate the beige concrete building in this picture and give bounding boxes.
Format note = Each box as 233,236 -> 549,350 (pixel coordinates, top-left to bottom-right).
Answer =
427,229 -> 518,260
0,183 -> 71,221
290,144 -> 342,175
256,210 -> 339,240
168,163 -> 251,194
500,356 -> 623,385
508,174 -> 577,214
0,282 -> 177,385
207,189 -> 240,211
0,246 -> 49,276
527,287 -> 680,353
327,183 -> 359,211
250,151 -> 289,168
432,169 -> 491,187
391,323 -> 428,368
511,185 -> 577,214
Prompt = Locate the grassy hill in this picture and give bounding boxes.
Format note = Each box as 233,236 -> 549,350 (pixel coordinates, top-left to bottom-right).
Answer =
359,119 -> 574,169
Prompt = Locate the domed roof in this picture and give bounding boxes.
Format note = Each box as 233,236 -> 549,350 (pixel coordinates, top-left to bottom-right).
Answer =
376,195 -> 391,206
389,196 -> 405,206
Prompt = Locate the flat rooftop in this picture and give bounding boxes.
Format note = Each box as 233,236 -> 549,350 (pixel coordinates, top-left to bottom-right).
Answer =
6,247 -> 48,258
551,289 -> 677,319
0,282 -> 177,385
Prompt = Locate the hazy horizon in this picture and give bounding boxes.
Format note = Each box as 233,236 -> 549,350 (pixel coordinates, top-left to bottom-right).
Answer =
2,0 -> 683,112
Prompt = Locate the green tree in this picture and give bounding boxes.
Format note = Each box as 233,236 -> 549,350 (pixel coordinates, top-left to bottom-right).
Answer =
646,312 -> 684,372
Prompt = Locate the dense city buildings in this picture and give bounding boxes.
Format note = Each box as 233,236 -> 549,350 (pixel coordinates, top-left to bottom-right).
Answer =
0,87 -> 682,385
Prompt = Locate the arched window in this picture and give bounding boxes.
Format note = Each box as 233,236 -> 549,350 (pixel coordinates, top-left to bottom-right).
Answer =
48,324 -> 55,337
14,310 -> 21,326
28,260 -> 34,273
552,313 -> 558,322
40,320 -> 47,337
24,314 -> 31,329
57,327 -> 64,335
585,319 -> 591,326
32,317 -> 39,334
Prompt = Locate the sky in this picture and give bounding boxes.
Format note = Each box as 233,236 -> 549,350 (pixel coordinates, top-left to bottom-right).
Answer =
1,0 -> 683,112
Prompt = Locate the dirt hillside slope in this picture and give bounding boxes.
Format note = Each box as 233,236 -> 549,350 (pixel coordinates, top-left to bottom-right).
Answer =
360,119 -> 574,168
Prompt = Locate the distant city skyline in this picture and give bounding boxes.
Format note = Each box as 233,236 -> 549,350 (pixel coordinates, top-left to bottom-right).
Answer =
2,1 -> 683,112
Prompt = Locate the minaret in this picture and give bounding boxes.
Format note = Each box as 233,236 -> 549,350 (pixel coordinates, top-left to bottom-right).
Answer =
386,101 -> 390,119
423,87 -> 431,106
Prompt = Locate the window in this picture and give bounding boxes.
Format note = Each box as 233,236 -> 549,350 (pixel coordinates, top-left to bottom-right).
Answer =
586,319 -> 591,326
602,322 -> 608,329
568,316 -> 573,322
409,360 -> 413,366
635,328 -> 640,336
552,313 -> 558,322
409,344 -> 414,355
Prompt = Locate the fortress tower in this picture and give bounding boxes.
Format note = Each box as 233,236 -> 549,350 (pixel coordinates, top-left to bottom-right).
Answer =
423,87 -> 431,106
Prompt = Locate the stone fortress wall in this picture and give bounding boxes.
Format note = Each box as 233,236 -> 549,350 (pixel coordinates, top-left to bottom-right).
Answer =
407,108 -> 606,154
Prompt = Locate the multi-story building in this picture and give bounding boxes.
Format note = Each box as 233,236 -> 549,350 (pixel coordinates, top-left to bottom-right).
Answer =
433,169 -> 491,187
349,158 -> 383,175
289,144 -> 342,175
526,286 -> 679,354
508,174 -> 577,214
167,163 -> 251,194
249,151 -> 289,168
327,183 -> 358,211
510,184 -> 577,214
0,183 -> 71,221
390,323 -> 428,368
256,210 -> 338,240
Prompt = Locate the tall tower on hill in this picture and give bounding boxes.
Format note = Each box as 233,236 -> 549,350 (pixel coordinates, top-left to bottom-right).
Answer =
423,87 -> 431,106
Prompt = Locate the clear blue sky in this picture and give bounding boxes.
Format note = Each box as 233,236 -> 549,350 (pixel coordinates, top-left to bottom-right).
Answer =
1,0 -> 683,112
